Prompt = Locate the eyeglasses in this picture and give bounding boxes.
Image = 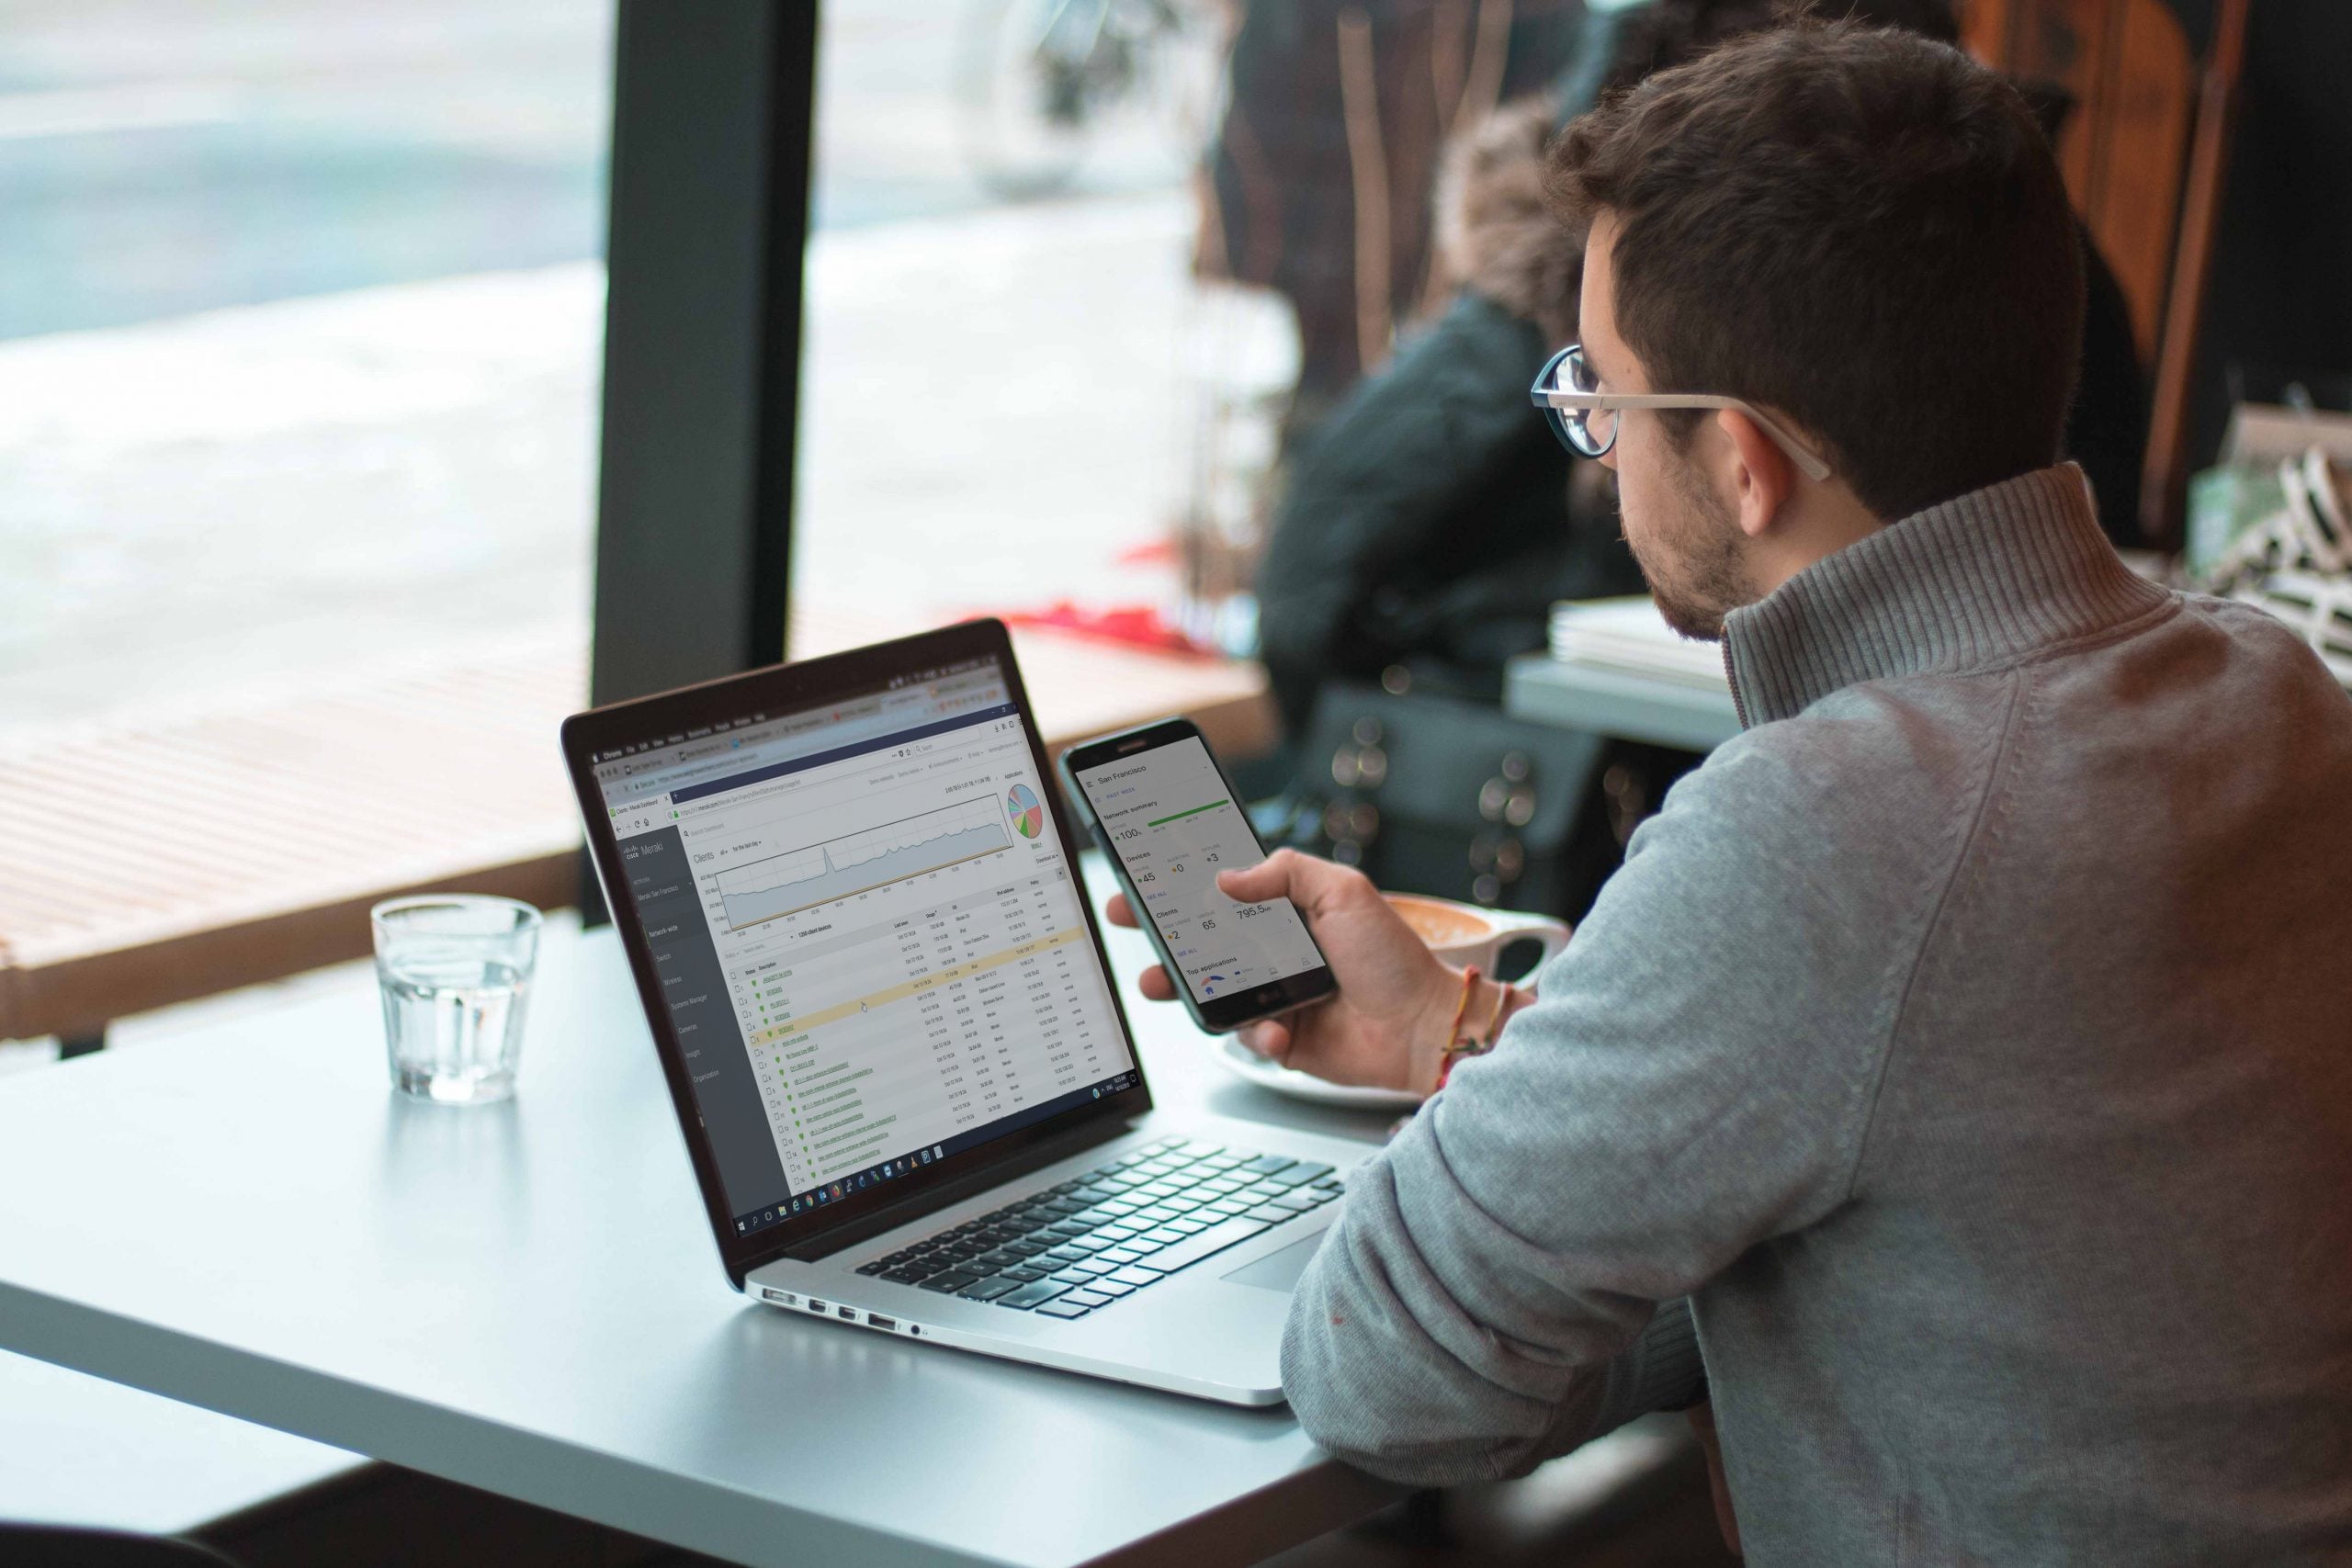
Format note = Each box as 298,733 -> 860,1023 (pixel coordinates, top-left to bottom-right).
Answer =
1529,344 -> 1833,482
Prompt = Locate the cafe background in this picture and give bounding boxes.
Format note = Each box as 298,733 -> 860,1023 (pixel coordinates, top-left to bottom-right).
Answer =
3,0 -> 2349,1561
2,0 -> 2346,1048
4,0 -> 2347,1067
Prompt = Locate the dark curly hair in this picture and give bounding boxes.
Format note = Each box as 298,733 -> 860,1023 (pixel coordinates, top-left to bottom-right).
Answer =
1601,0 -> 1962,96
1552,17 -> 2083,521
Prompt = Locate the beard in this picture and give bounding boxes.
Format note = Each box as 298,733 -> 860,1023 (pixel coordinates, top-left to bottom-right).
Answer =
1624,447 -> 1754,642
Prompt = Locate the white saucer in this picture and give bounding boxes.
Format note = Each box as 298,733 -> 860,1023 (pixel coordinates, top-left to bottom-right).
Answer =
1212,1036 -> 1423,1111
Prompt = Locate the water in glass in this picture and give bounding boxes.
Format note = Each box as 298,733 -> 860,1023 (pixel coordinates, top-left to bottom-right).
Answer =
379,955 -> 531,1103
372,895 -> 540,1104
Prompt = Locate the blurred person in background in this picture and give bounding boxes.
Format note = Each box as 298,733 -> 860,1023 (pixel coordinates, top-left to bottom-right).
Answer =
1250,0 -> 2150,741
1197,0 -> 1589,450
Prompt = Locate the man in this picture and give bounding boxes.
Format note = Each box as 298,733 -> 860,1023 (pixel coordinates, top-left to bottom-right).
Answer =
1108,18 -> 2352,1562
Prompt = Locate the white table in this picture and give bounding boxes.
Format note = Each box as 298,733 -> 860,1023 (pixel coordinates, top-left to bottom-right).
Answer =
0,1346 -> 362,1534
1503,654 -> 1741,752
0,864 -> 1405,1566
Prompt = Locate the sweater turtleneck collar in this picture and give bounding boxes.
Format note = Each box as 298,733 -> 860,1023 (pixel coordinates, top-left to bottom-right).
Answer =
1721,464 -> 2171,727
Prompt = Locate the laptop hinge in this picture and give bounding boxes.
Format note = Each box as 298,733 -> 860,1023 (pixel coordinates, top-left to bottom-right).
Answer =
778,1115 -> 1137,1263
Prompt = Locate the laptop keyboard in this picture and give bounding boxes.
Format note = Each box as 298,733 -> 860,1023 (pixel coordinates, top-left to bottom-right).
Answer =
853,1136 -> 1343,1319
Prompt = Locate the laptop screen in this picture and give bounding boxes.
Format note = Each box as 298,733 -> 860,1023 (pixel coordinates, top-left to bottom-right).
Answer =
586,649 -> 1138,1243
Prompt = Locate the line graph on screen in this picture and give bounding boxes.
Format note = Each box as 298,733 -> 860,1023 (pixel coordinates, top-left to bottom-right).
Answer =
711,799 -> 1012,929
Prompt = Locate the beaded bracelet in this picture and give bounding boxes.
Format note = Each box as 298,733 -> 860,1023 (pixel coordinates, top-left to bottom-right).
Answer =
1434,965 -> 1516,1092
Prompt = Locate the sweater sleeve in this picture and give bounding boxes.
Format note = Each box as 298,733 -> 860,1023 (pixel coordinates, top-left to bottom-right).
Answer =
1591,1296 -> 1708,1430
1279,724 -> 1954,1483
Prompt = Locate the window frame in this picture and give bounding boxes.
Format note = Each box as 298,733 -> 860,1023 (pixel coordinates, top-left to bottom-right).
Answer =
591,0 -> 817,707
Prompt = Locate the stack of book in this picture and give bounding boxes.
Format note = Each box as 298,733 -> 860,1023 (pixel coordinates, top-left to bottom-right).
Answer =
1546,596 -> 1729,691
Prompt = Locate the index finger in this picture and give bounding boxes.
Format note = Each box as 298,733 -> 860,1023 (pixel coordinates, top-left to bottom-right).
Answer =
1105,891 -> 1138,929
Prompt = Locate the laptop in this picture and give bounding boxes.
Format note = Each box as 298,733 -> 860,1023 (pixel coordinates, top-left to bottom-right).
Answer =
560,618 -> 1369,1405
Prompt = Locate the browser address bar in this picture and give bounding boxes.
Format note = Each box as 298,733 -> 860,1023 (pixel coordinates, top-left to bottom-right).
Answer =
616,692 -> 996,803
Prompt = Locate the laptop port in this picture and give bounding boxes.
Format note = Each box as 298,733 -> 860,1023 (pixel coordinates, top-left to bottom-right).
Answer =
807,1299 -> 827,1314
837,1305 -> 855,1320
868,1315 -> 898,1332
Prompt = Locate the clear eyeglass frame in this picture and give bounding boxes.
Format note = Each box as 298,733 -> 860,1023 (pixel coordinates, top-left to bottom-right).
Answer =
1528,344 -> 1834,482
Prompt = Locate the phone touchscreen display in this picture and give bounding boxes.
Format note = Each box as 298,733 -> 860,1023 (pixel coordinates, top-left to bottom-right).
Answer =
1073,737 -> 1324,1005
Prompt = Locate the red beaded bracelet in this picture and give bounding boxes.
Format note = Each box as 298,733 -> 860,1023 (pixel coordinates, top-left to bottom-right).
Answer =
1434,966 -> 1516,1092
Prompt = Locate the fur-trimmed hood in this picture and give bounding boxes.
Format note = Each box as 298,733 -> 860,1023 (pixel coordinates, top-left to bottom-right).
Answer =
1431,97 -> 1584,347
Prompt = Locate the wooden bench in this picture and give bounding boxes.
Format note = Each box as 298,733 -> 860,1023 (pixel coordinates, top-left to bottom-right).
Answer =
0,637 -> 587,1054
0,619 -> 1272,1052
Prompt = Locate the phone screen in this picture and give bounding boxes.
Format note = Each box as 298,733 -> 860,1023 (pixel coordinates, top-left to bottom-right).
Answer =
1070,734 -> 1326,1008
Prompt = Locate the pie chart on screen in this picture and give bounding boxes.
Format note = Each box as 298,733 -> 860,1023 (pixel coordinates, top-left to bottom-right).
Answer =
1006,783 -> 1044,839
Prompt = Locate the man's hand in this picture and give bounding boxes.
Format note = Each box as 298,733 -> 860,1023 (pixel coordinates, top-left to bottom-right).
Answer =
1103,848 -> 1460,1094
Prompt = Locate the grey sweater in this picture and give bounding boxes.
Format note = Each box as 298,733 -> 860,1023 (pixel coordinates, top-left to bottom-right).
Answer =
1282,466 -> 2352,1563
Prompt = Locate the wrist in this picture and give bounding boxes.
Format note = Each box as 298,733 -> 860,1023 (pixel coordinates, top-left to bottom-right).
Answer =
1495,976 -> 1537,1031
1406,964 -> 1467,1099
1409,968 -> 1525,1099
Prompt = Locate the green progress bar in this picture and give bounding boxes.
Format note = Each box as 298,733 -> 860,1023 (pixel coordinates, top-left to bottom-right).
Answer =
1147,800 -> 1230,828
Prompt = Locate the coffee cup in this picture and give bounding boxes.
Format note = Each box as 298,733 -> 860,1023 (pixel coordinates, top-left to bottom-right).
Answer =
1382,893 -> 1571,982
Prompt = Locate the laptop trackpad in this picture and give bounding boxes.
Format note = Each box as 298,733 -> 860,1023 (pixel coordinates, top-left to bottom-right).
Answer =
1220,1232 -> 1326,1292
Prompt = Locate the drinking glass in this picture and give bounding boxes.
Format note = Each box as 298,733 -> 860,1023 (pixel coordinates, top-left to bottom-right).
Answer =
370,895 -> 542,1104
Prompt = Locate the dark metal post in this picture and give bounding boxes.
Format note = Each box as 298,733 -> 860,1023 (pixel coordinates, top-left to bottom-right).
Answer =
582,1 -> 818,920
590,0 -> 816,706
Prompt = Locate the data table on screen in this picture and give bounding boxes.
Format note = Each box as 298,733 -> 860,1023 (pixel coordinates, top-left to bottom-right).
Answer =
679,716 -> 1125,1195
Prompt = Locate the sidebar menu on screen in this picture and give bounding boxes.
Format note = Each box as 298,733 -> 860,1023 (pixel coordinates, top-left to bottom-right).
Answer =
619,827 -> 788,1217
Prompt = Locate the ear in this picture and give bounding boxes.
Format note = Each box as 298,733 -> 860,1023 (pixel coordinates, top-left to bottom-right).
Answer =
1714,407 -> 1795,541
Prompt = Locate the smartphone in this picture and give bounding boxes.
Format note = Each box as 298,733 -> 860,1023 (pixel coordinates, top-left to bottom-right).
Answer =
1059,717 -> 1337,1033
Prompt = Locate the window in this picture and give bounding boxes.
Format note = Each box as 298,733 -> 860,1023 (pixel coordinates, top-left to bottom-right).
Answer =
0,1 -> 615,1063
0,0 -> 614,734
792,0 -> 1294,655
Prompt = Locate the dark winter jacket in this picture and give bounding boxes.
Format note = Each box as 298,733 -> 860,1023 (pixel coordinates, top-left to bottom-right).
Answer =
1255,103 -> 1642,735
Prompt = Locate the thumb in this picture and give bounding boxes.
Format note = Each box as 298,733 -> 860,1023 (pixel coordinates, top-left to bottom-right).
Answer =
1218,847 -> 1361,917
1215,849 -> 1302,906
